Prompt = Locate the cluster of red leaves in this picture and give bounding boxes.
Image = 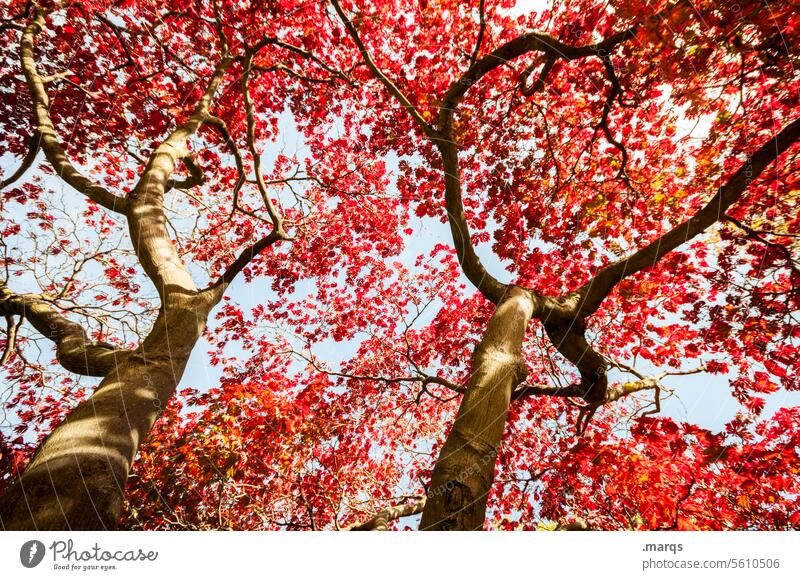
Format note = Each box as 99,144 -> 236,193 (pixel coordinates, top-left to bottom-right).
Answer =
528,410 -> 800,530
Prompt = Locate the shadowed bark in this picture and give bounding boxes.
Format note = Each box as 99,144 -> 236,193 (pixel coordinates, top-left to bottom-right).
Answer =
0,284 -> 130,377
0,295 -> 215,529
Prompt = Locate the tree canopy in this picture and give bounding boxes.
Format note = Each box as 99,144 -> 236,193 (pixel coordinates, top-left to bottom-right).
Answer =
0,0 -> 798,530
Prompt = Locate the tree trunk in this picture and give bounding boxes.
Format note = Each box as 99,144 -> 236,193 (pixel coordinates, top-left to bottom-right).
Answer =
0,293 -> 215,530
420,286 -> 534,530
1,7 -> 240,531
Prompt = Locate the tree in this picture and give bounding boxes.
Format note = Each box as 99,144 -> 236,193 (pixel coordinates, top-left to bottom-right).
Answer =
1,0 -> 798,531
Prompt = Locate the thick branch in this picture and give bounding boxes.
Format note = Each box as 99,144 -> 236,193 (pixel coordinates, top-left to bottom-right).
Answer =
128,56 -> 233,298
0,314 -> 23,365
516,364 -> 704,434
431,7 -> 687,305
0,284 -> 129,376
20,9 -> 128,213
520,55 -> 556,96
0,131 -> 40,191
441,0 -> 687,121
165,156 -> 205,191
513,376 -> 658,403
436,10 -> 682,303
349,497 -> 426,531
543,320 -> 607,404
512,381 -> 584,400
439,26 -> 639,132
439,140 -> 508,304
574,116 -> 800,317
